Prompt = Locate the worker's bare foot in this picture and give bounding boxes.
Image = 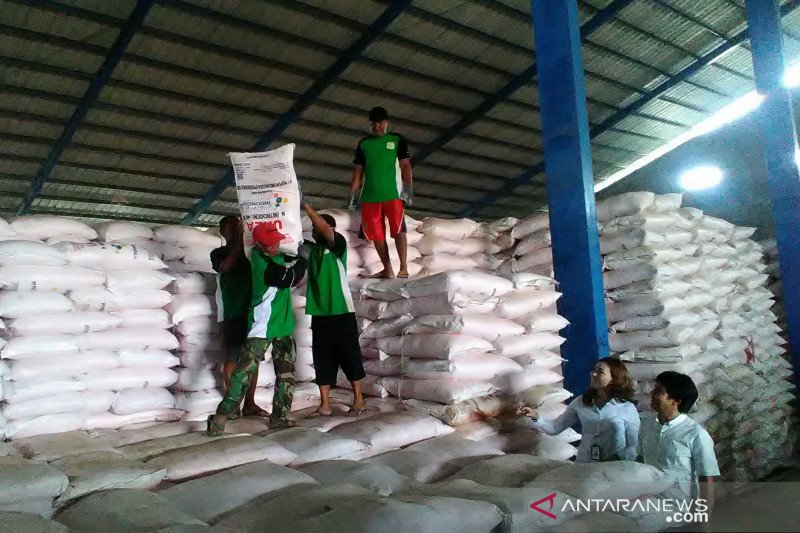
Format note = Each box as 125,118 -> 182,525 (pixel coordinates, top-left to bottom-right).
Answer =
369,269 -> 394,279
308,406 -> 332,417
241,403 -> 270,418
348,401 -> 367,417
397,267 -> 409,279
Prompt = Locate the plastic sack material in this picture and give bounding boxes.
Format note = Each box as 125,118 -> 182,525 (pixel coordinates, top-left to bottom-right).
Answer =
380,377 -> 496,404
95,221 -> 153,242
78,328 -> 179,352
401,353 -> 522,380
105,270 -> 175,291
403,314 -> 524,341
417,218 -> 480,240
376,334 -> 493,359
495,288 -> 562,319
69,288 -> 171,312
112,309 -> 171,329
404,270 -> 514,299
492,333 -> 566,357
0,241 -> 67,266
80,367 -> 179,391
171,272 -> 215,295
511,212 -> 550,240
230,144 -> 303,257
0,292 -> 73,318
167,294 -> 216,324
112,388 -> 176,415
3,312 -> 122,336
153,225 -> 223,249
0,265 -> 105,292
117,238 -> 186,261
58,242 -> 167,271
6,351 -> 118,382
11,216 -> 97,241
387,293 -> 498,317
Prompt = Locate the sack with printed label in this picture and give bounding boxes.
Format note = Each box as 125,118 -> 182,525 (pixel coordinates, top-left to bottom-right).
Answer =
230,144 -> 303,257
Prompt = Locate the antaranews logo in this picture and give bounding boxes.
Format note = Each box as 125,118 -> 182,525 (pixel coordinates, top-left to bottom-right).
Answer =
530,493 -> 558,520
531,493 -> 710,525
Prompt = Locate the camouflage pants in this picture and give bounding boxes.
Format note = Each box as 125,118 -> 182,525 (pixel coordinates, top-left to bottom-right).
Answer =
215,336 -> 296,424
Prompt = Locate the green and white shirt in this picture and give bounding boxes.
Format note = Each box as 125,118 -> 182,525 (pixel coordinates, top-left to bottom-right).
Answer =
305,232 -> 355,316
210,244 -> 251,322
353,133 -> 411,203
247,250 -> 296,339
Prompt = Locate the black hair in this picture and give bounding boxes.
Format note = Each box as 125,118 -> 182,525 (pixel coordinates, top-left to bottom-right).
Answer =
655,371 -> 699,413
369,106 -> 388,123
219,215 -> 239,227
320,214 -> 336,228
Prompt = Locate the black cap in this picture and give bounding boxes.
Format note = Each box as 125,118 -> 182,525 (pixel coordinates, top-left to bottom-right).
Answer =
369,106 -> 388,123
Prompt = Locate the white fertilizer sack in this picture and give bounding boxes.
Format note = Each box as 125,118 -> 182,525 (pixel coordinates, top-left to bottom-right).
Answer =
230,144 -> 303,256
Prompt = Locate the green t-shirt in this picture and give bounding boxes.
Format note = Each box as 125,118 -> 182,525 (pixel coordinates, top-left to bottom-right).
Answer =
305,233 -> 356,316
353,133 -> 410,203
247,250 -> 295,339
210,245 -> 251,321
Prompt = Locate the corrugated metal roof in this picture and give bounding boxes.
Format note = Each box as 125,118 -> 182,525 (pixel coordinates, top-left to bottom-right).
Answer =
0,0 -> 798,223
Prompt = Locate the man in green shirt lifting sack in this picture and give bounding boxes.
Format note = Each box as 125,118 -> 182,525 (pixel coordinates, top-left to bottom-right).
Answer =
303,203 -> 367,417
207,223 -> 309,435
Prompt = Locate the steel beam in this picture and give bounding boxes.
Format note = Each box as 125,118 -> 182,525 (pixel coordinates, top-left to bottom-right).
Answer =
745,0 -> 800,388
462,0 -> 800,217
16,0 -> 153,215
530,0 -> 608,395
411,0 -> 634,166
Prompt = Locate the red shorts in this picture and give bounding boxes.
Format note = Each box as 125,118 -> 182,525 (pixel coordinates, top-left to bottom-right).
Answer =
360,199 -> 406,241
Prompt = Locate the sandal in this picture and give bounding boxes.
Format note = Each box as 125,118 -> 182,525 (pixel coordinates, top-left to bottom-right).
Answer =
306,410 -> 333,419
207,415 -> 226,437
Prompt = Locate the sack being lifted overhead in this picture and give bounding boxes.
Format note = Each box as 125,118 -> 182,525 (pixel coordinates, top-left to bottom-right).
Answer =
230,144 -> 303,257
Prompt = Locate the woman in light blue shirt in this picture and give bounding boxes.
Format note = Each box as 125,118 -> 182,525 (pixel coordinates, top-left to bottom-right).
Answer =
521,357 -> 640,462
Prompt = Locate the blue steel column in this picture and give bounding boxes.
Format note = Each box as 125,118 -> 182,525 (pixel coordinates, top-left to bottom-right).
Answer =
745,0 -> 800,386
530,0 -> 608,394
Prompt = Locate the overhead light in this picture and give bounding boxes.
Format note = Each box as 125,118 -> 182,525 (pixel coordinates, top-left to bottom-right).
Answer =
679,166 -> 723,191
783,62 -> 800,88
594,90 -> 762,193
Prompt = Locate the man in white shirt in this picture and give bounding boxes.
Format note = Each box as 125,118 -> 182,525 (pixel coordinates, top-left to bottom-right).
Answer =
639,371 -> 720,513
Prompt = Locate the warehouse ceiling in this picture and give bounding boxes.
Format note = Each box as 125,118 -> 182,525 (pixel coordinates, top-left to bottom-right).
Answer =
1,0 -> 799,227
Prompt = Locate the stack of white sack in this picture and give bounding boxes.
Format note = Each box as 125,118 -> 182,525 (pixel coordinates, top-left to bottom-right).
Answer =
348,271 -> 571,431
167,271 -> 225,422
593,192 -> 794,483
151,225 -> 224,274
483,216 -> 519,267
320,209 -> 423,279
108,222 -> 188,267
0,217 -> 182,439
413,218 -> 502,277
760,239 -> 787,335
700,227 -> 794,483
500,211 -> 553,278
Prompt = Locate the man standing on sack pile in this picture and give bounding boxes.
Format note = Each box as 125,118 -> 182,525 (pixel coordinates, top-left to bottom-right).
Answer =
210,215 -> 269,419
349,106 -> 414,279
207,224 -> 310,435
302,202 -> 367,417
